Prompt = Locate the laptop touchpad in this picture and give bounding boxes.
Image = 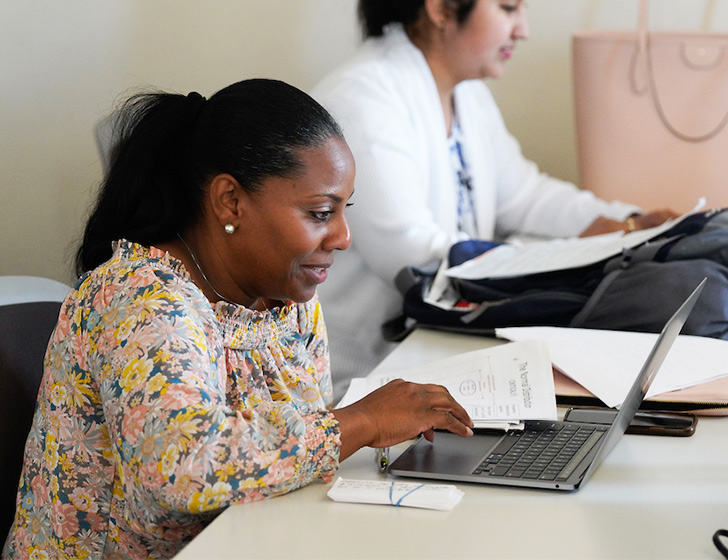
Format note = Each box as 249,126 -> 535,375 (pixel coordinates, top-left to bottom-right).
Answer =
391,431 -> 504,476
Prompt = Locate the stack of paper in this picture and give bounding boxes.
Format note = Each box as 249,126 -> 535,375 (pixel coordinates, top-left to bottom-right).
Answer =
496,326 -> 728,408
327,477 -> 464,511
446,201 -> 702,280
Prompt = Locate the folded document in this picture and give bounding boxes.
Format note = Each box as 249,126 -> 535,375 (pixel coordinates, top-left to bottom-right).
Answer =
327,477 -> 464,511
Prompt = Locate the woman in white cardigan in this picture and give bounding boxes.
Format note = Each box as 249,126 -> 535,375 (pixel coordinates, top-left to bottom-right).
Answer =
311,0 -> 675,399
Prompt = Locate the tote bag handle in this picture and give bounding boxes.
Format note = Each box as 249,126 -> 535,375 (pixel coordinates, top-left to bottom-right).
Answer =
631,0 -> 728,142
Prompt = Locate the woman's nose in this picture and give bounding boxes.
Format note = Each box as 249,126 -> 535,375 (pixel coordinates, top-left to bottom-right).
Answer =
514,6 -> 530,41
325,213 -> 352,252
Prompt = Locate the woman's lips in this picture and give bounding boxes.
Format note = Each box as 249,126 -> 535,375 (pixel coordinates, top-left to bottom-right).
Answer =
303,264 -> 330,284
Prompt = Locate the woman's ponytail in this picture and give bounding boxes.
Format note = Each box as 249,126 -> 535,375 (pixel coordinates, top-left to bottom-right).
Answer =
76,92 -> 206,274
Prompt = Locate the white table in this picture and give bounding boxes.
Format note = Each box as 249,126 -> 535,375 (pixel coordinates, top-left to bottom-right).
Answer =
175,330 -> 728,560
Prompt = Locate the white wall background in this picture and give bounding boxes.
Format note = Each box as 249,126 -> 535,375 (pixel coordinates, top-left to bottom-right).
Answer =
1,0 -> 725,283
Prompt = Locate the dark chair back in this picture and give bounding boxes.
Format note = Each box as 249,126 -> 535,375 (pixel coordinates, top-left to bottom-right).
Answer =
0,300 -> 62,542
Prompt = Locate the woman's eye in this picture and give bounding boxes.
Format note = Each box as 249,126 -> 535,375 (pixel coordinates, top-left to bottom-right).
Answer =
311,211 -> 333,222
310,202 -> 351,222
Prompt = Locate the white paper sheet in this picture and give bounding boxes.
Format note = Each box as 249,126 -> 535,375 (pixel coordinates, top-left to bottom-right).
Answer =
496,326 -> 728,408
446,201 -> 703,280
347,340 -> 556,427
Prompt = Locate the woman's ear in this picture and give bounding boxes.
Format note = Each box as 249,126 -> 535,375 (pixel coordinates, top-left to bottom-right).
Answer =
423,0 -> 456,29
208,173 -> 244,231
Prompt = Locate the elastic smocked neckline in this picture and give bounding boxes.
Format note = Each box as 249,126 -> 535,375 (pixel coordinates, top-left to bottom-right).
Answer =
114,240 -> 300,350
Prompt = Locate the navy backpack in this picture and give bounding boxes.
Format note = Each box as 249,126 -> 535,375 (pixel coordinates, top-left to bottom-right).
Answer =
383,209 -> 728,342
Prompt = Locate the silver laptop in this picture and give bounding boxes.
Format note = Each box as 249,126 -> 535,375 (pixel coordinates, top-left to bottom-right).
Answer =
388,279 -> 706,491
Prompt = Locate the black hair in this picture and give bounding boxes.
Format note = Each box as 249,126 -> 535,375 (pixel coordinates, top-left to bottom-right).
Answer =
357,0 -> 478,38
76,78 -> 344,275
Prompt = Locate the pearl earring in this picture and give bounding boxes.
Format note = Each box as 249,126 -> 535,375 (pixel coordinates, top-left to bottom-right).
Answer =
224,223 -> 235,235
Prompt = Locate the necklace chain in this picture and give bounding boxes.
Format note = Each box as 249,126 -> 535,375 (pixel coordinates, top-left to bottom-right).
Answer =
176,232 -> 241,306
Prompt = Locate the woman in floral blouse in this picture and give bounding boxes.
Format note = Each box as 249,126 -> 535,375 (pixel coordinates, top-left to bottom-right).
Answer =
3,79 -> 473,560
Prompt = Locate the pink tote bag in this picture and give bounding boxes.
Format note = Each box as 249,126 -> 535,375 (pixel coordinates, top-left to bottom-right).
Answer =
573,0 -> 728,213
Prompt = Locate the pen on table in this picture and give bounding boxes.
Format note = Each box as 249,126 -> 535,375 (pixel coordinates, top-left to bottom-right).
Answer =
376,447 -> 390,472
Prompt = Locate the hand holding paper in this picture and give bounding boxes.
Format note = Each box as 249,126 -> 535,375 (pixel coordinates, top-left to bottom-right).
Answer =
362,340 -> 557,428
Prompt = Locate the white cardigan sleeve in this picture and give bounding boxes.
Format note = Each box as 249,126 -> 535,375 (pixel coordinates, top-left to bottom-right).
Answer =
458,81 -> 641,239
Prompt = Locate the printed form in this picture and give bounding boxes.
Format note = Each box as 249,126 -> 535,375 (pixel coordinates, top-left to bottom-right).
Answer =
364,340 -> 557,428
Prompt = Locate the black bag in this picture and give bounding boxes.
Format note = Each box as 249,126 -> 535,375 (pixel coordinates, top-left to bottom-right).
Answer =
383,209 -> 728,342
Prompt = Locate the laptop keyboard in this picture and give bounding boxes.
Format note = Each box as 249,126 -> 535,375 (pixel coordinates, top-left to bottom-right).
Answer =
472,423 -> 608,482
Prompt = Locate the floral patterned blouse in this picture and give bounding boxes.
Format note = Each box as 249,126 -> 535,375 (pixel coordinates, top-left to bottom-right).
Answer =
3,241 -> 341,560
